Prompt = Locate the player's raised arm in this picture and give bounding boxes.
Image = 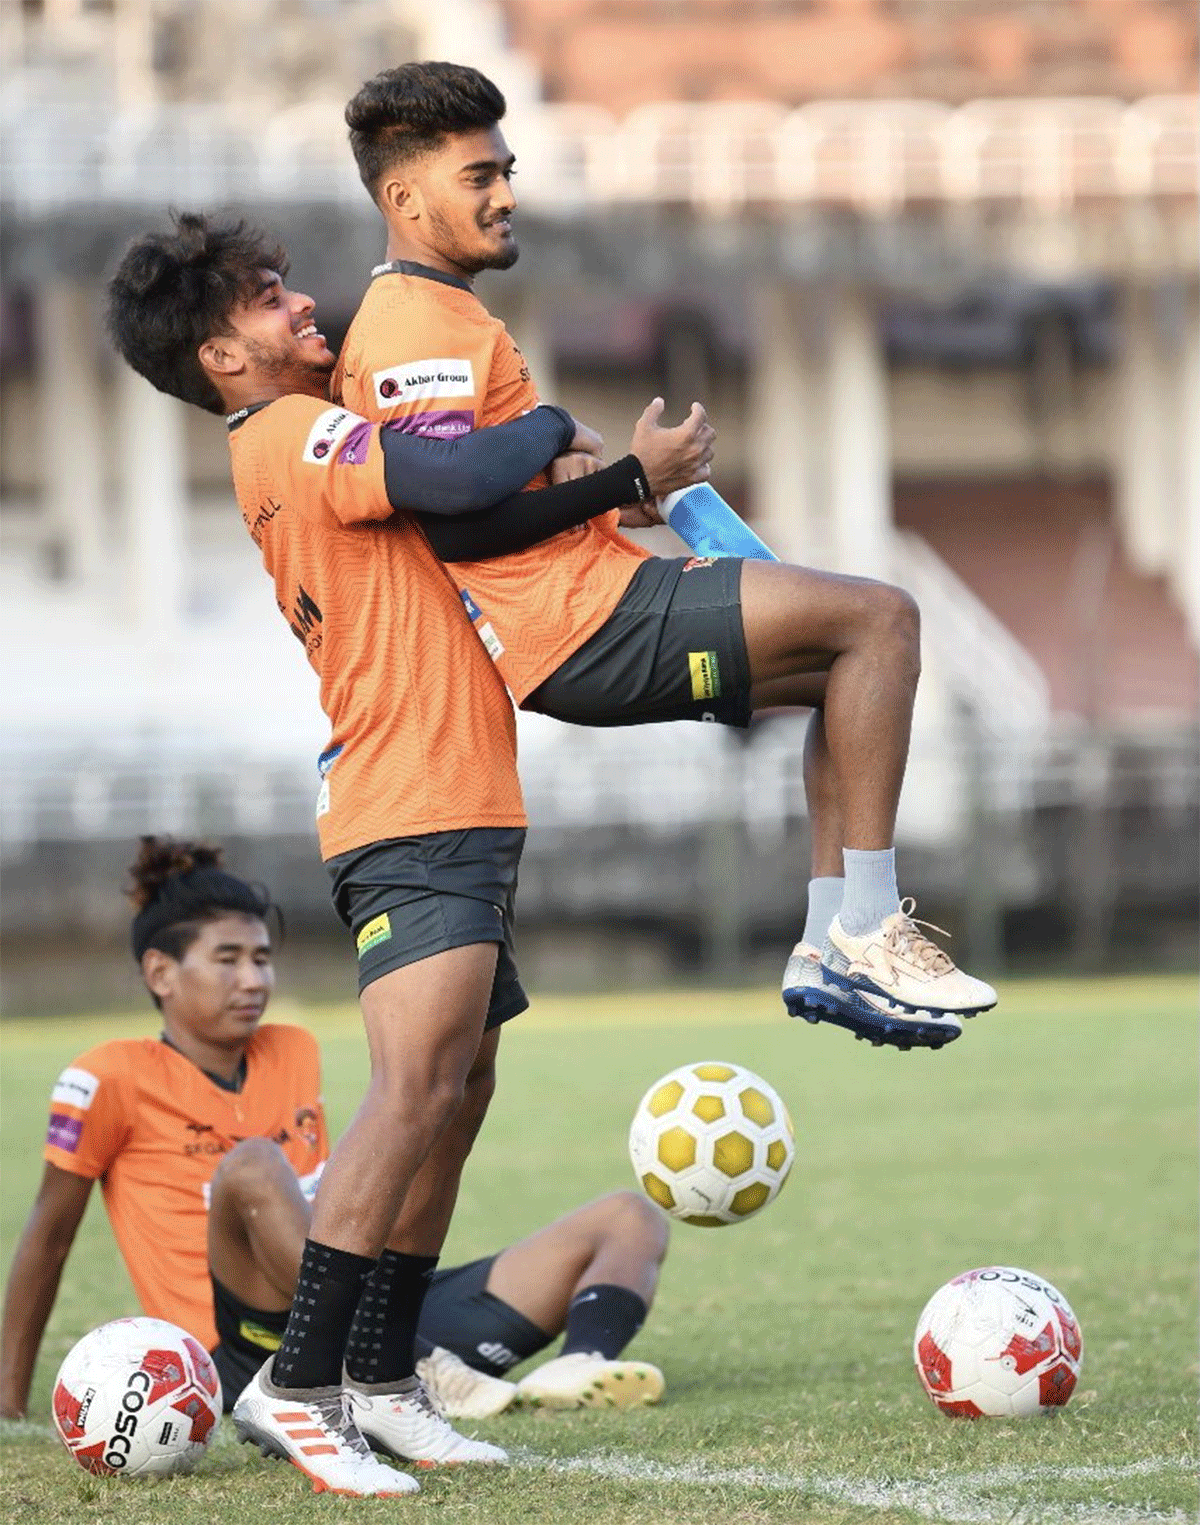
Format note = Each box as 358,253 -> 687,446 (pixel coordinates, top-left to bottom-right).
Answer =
0,1164 -> 94,1418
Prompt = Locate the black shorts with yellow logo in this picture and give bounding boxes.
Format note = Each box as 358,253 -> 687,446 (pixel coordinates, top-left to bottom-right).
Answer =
325,828 -> 527,1023
524,555 -> 751,729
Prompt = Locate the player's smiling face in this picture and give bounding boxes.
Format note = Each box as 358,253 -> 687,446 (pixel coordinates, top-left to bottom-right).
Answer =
397,125 -> 519,278
150,914 -> 275,1050
211,271 -> 337,398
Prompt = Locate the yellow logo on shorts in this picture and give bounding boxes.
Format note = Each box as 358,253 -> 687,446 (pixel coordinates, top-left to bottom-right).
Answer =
688,650 -> 721,701
356,913 -> 392,957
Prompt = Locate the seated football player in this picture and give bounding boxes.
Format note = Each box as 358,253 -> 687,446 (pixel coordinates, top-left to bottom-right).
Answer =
100,215 -> 710,1496
0,839 -> 669,1434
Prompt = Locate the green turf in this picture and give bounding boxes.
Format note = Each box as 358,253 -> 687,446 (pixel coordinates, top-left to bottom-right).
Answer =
2,976 -> 1196,1524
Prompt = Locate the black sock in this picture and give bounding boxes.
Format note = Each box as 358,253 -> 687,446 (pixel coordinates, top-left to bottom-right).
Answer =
270,1238 -> 376,1390
560,1284 -> 648,1360
343,1250 -> 439,1387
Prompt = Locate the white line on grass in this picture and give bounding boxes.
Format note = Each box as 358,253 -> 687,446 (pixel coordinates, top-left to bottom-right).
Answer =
509,1447 -> 1194,1525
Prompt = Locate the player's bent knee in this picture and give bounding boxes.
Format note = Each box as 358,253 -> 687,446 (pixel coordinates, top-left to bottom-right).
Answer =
605,1190 -> 671,1261
210,1137 -> 294,1208
870,583 -> 921,673
877,582 -> 920,638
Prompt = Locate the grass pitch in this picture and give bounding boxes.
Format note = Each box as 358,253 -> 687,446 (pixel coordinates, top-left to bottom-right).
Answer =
1,976 -> 1196,1525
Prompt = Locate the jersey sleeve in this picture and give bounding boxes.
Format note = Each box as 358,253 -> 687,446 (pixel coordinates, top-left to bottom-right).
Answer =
42,1047 -> 135,1180
272,398 -> 394,529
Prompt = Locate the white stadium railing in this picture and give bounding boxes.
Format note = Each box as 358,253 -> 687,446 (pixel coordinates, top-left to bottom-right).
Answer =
2,92 -> 1195,213
2,722 -> 1195,851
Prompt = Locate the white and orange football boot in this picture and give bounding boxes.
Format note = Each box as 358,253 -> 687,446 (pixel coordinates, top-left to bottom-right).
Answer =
232,1360 -> 417,1496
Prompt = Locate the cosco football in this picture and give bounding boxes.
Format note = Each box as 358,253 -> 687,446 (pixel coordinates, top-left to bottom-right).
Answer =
52,1316 -> 222,1476
914,1266 -> 1083,1418
629,1061 -> 794,1225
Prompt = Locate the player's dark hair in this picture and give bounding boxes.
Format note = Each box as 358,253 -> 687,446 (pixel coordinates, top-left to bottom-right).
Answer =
128,836 -> 274,989
106,212 -> 288,415
346,61 -> 507,196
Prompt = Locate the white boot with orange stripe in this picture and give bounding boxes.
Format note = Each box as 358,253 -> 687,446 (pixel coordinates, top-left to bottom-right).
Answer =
232,1360 -> 418,1496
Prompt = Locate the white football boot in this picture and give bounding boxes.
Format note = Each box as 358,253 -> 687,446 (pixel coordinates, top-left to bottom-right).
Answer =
416,1345 -> 518,1420
783,938 -> 963,1051
822,899 -> 996,1023
515,1351 -> 665,1410
232,1360 -> 418,1497
345,1374 -> 508,1466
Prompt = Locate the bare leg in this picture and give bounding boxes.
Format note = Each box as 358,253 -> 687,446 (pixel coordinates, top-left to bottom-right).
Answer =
486,1191 -> 669,1337
308,942 -> 498,1258
384,1027 -> 501,1257
740,560 -> 920,850
207,1139 -> 311,1311
748,670 -> 844,881
742,566 -> 989,1036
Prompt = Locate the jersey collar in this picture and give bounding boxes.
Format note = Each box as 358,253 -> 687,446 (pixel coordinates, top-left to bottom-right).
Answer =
160,1034 -> 248,1092
225,400 -> 274,433
370,258 -> 473,294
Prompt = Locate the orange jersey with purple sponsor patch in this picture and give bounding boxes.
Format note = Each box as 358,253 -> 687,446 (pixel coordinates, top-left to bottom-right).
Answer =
227,394 -> 525,859
43,1025 -> 327,1352
333,264 -> 650,702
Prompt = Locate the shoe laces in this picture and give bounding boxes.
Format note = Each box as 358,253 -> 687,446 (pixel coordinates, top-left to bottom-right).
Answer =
395,1378 -> 449,1426
310,1389 -> 372,1459
884,898 -> 955,976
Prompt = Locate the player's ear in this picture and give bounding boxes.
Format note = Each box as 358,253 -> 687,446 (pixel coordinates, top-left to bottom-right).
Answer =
141,948 -> 176,1004
198,336 -> 246,380
379,173 -> 421,223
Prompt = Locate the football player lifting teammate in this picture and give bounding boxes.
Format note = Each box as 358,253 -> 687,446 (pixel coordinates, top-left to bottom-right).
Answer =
100,219 -> 707,1494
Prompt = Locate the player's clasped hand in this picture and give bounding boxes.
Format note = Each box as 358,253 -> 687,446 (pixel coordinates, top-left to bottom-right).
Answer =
633,397 -> 716,495
550,451 -> 605,485
569,418 -> 605,458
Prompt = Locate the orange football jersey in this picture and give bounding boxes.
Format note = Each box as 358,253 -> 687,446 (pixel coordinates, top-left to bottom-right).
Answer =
43,1025 -> 327,1352
333,264 -> 650,702
227,394 -> 525,859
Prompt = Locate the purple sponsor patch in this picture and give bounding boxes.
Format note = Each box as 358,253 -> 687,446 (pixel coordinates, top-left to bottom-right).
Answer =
47,1112 -> 84,1153
387,410 -> 473,439
337,421 -> 374,467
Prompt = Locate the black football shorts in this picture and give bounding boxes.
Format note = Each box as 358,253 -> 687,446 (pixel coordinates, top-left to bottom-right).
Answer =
325,828 -> 527,1026
524,555 -> 751,729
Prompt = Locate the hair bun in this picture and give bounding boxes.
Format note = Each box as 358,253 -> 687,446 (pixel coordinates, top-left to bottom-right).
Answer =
127,835 -> 224,911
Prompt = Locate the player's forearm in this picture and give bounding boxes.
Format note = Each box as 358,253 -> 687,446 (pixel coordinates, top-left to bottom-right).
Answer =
418,455 -> 652,562
0,1231 -> 71,1418
381,405 -> 575,516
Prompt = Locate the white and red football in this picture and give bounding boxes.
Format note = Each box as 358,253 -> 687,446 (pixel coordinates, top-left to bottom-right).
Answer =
52,1316 -> 222,1476
913,1266 -> 1083,1418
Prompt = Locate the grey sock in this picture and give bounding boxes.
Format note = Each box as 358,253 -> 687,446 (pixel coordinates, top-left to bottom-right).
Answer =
838,849 -> 900,936
801,877 -> 844,948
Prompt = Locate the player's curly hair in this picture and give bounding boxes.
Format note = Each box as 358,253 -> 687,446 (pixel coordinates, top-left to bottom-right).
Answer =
106,212 -> 288,414
128,835 -> 274,973
346,61 -> 507,196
